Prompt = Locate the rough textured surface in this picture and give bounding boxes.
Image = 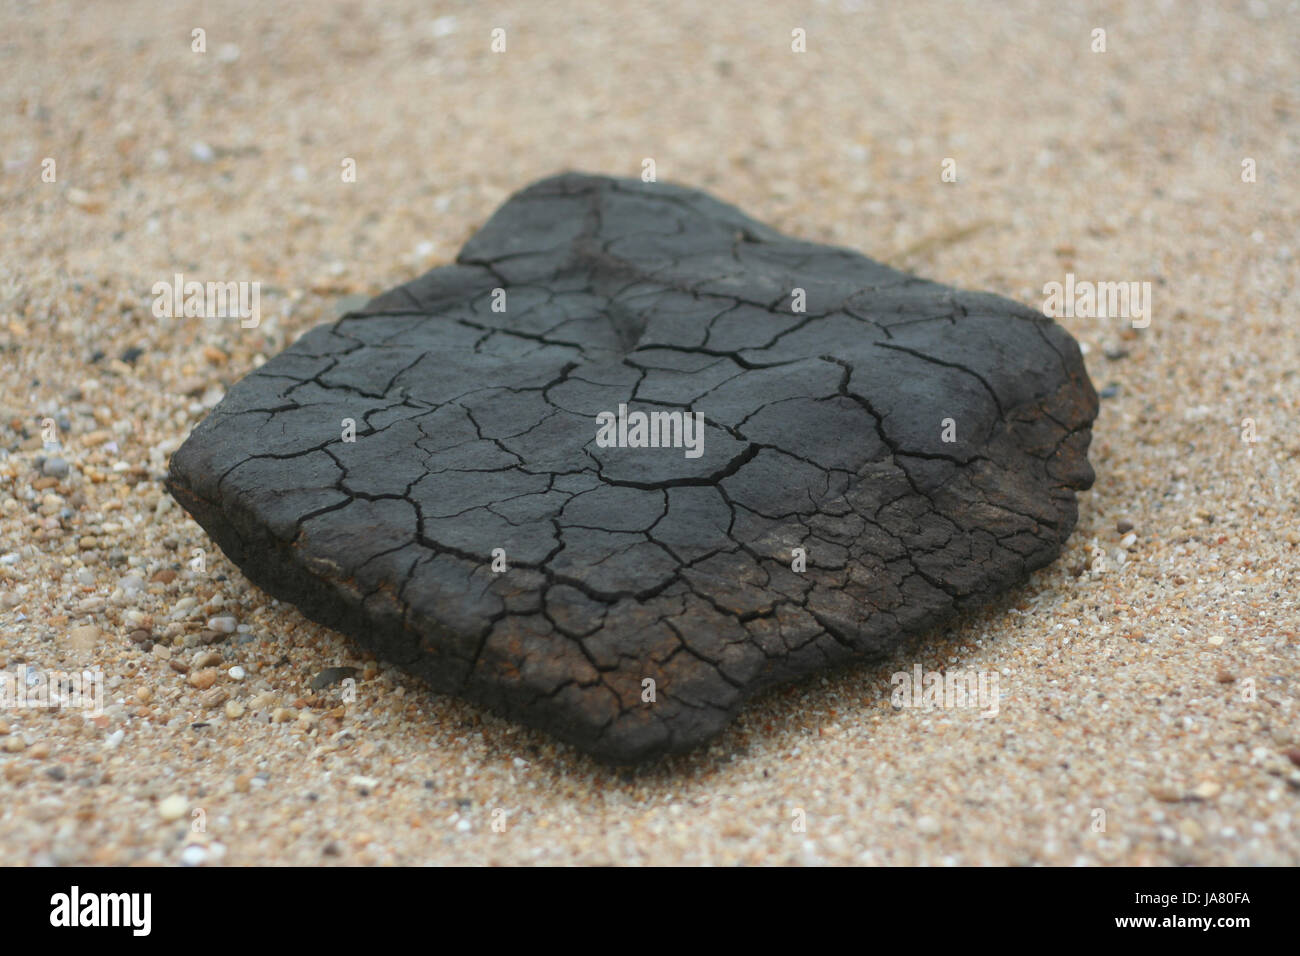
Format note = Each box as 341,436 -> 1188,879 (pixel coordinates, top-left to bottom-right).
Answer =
167,172 -> 1098,761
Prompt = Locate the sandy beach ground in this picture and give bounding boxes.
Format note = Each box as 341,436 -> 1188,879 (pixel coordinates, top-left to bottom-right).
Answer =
1,0 -> 1297,865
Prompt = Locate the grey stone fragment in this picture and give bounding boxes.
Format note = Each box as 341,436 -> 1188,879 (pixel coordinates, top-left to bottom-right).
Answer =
168,172 -> 1098,763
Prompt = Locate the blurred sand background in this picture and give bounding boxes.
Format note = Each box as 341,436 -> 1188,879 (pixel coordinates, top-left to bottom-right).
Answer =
0,0 -> 1297,865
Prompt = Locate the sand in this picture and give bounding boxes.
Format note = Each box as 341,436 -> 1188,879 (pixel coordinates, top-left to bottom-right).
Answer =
0,0 -> 1296,865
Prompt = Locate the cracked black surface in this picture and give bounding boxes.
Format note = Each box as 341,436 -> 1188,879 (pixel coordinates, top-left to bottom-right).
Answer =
166,172 -> 1099,763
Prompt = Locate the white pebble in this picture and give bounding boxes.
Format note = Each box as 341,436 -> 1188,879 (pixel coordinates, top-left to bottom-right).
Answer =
158,794 -> 188,821
228,665 -> 246,681
190,141 -> 215,163
207,616 -> 237,633
181,844 -> 209,866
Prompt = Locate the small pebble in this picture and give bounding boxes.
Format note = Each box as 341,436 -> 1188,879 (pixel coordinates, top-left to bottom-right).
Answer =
207,616 -> 237,634
42,457 -> 69,478
181,844 -> 209,866
1178,819 -> 1205,842
1116,518 -> 1134,534
158,794 -> 188,821
228,665 -> 246,681
201,687 -> 230,709
68,625 -> 100,650
915,815 -> 941,835
188,668 -> 218,690
224,700 -> 245,720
